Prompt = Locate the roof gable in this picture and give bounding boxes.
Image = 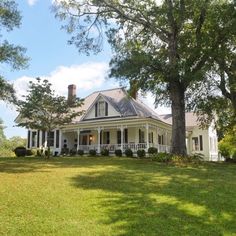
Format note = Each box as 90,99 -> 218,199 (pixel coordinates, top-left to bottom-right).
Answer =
82,93 -> 121,120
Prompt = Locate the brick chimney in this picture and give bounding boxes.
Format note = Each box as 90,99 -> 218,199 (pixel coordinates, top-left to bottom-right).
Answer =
68,84 -> 76,105
129,80 -> 138,100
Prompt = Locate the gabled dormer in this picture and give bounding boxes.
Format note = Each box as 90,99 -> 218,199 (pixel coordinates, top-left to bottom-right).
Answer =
82,94 -> 121,120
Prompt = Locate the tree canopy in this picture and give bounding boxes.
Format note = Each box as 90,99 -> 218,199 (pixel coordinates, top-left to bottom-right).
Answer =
53,0 -> 233,155
0,0 -> 28,102
16,78 -> 83,157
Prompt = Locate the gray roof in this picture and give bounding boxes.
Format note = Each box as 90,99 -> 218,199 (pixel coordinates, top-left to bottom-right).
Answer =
74,87 -> 165,122
160,112 -> 200,127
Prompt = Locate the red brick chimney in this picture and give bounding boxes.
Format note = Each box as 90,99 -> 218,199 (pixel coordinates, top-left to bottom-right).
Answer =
68,84 -> 76,105
129,80 -> 138,100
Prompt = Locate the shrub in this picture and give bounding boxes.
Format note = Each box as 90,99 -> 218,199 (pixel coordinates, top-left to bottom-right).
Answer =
101,149 -> 109,156
70,148 -> 77,156
61,147 -> 69,156
77,149 -> 84,156
89,149 -> 97,156
14,146 -> 27,157
26,149 -> 37,156
115,149 -> 122,157
148,147 -> 158,154
137,149 -> 146,158
37,149 -> 43,157
125,148 -> 133,157
151,152 -> 172,162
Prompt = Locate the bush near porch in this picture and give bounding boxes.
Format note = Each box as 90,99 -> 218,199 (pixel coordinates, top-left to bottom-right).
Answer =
0,156 -> 235,235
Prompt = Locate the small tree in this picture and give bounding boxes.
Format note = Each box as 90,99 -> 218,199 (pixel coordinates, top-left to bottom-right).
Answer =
16,78 -> 83,158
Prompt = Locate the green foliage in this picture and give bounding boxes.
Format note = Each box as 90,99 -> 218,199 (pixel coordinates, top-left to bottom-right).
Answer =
124,148 -> 133,158
61,147 -> 69,156
89,149 -> 96,156
1,157 -> 235,235
70,148 -> 77,156
137,149 -> 146,158
77,149 -> 84,156
0,0 -> 29,102
16,78 -> 83,158
14,146 -> 26,157
151,152 -> 173,163
53,0 -> 233,155
0,135 -> 26,157
101,149 -> 109,156
114,149 -> 122,157
219,127 -> 236,160
148,147 -> 158,155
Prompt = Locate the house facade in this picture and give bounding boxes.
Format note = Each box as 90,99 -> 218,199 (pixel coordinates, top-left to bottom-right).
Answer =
22,85 -> 219,161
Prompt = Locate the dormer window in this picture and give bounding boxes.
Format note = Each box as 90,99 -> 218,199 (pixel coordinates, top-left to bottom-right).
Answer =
98,101 -> 105,116
95,100 -> 108,117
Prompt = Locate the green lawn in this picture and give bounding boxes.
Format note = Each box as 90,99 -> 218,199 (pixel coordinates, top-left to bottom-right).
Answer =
0,157 -> 235,236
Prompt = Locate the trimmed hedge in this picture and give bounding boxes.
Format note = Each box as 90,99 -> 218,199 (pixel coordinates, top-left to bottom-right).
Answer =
148,147 -> 158,154
89,149 -> 97,156
14,146 -> 27,157
77,149 -> 84,156
125,148 -> 133,157
115,149 -> 122,157
101,149 -> 109,156
137,149 -> 146,158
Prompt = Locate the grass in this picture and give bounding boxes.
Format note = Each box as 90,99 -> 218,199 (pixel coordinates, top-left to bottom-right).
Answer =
0,156 -> 236,236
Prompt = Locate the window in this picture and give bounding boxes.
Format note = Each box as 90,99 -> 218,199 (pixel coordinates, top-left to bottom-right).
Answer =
117,129 -> 128,144
139,129 -> 145,143
158,135 -> 164,145
98,101 -> 105,116
48,131 -> 54,147
95,101 -> 108,117
103,131 -> 110,144
149,132 -> 153,143
31,131 -> 37,147
192,137 -> 199,151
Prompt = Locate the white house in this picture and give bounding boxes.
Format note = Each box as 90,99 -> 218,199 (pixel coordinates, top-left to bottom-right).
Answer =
20,85 -> 219,161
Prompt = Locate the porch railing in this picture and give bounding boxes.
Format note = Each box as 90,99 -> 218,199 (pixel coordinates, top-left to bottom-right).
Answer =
78,143 -> 171,153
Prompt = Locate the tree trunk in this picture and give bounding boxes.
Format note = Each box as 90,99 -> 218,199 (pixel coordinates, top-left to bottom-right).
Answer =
169,81 -> 187,156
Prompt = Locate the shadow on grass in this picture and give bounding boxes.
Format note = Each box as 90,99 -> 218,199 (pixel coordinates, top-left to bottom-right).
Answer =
69,160 -> 236,235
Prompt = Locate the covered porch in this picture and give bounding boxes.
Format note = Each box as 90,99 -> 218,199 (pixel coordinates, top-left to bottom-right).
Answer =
61,121 -> 172,154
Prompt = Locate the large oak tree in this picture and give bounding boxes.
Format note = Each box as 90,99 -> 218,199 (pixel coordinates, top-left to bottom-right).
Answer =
54,0 -> 231,155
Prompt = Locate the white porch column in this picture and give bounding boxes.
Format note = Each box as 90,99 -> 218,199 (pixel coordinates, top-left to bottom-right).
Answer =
97,127 -> 101,154
45,131 -> 48,148
59,130 -> 62,151
120,126 -> 124,152
146,124 -> 149,151
165,131 -> 168,152
39,131 -> 42,148
77,129 -> 80,151
53,130 -> 56,149
29,130 -> 32,149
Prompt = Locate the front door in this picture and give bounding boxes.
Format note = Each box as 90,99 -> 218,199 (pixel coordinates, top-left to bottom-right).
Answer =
81,135 -> 87,145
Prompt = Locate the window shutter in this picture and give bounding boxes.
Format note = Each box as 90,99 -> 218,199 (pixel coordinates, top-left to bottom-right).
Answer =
37,130 -> 40,148
105,102 -> 108,116
199,135 -> 203,151
95,103 -> 98,117
27,130 -> 31,149
124,128 -> 128,143
117,131 -> 121,144
139,129 -> 141,143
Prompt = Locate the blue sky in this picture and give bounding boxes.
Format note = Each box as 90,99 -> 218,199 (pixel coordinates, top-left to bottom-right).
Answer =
0,0 -> 169,138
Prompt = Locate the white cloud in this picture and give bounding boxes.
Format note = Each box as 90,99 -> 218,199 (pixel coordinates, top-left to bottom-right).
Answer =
13,62 -> 109,99
27,0 -> 38,6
